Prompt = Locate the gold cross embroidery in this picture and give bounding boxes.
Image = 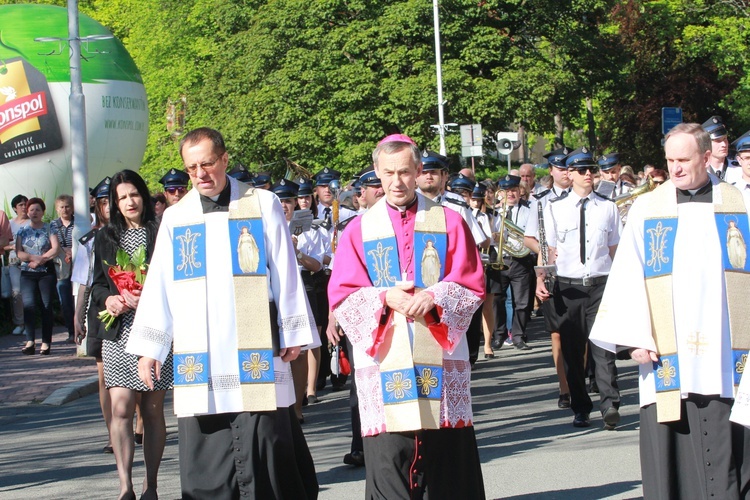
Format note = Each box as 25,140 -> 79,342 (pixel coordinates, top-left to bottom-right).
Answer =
686,332 -> 710,356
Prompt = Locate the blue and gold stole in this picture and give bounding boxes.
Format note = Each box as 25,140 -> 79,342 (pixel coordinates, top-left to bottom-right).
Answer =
170,180 -> 276,415
644,180 -> 750,422
361,195 -> 448,432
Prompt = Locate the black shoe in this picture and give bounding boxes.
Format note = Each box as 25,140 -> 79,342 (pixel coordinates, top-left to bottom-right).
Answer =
483,351 -> 495,359
602,407 -> 620,430
134,433 -> 143,445
343,450 -> 365,467
21,345 -> 35,355
302,395 -> 309,407
103,445 -> 114,454
573,413 -> 590,428
491,340 -> 503,350
557,393 -> 571,409
587,379 -> 599,394
514,341 -> 532,351
40,347 -> 50,355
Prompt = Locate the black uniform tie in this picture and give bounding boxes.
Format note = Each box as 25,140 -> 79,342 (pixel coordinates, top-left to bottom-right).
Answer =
323,207 -> 331,223
579,198 -> 589,264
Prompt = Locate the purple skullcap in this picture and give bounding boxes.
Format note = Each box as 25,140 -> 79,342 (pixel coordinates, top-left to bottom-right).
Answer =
378,133 -> 416,146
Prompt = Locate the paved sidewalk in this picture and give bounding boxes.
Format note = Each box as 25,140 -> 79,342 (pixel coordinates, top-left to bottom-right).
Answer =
0,326 -> 99,406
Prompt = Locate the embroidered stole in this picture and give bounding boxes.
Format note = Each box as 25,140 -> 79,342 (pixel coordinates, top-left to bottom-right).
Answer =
361,196 -> 447,432
644,181 -> 750,422
171,182 -> 276,415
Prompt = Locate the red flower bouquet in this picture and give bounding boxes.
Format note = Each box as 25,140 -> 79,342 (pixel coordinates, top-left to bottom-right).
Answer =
98,246 -> 147,330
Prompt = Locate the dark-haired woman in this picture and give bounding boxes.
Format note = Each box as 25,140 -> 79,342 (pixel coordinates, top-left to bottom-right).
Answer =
16,197 -> 59,355
91,170 -> 173,500
4,194 -> 30,336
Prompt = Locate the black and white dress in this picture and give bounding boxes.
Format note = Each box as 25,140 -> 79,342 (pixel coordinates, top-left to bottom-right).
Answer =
103,227 -> 173,391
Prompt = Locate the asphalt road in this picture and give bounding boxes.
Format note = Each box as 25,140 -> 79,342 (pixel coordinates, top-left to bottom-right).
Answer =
0,317 -> 644,499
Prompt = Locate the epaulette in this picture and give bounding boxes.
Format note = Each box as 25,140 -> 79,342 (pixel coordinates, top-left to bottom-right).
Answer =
442,196 -> 469,209
550,191 -> 568,203
593,191 -> 612,201
78,227 -> 99,245
519,199 -> 531,208
336,215 -> 357,232
533,189 -> 550,200
318,219 -> 332,231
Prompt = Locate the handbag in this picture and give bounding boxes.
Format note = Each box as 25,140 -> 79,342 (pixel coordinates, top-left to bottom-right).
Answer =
54,253 -> 72,280
1,256 -> 10,299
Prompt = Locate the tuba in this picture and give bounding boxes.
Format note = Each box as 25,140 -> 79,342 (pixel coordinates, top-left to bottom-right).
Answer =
490,191 -> 530,270
614,176 -> 655,224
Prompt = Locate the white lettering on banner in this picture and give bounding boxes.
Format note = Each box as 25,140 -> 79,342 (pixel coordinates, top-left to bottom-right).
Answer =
0,92 -> 47,134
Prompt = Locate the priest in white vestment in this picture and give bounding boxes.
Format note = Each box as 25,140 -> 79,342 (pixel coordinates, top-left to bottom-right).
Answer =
127,128 -> 318,499
589,123 -> 750,499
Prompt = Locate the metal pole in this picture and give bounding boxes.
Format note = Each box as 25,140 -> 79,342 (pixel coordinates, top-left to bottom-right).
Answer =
433,0 -> 446,156
68,0 -> 91,257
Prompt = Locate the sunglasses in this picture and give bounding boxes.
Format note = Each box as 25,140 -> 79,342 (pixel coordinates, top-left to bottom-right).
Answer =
571,166 -> 600,174
166,187 -> 187,195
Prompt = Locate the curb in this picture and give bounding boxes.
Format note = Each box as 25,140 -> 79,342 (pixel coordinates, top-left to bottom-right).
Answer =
42,375 -> 100,406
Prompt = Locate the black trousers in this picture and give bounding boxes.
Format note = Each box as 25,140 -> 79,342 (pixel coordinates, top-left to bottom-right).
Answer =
466,307 -> 483,365
178,407 -> 318,499
640,396 -> 750,499
488,255 -> 535,344
555,280 -> 619,415
363,427 -> 485,500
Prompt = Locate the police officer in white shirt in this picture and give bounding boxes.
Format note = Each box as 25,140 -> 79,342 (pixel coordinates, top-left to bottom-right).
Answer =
701,115 -> 741,182
731,131 -> 750,207
524,147 -> 573,408
536,146 -> 622,429
599,153 -> 633,198
416,151 -> 490,249
448,173 -> 489,364
312,167 -> 358,225
487,175 -> 535,351
524,147 -> 572,253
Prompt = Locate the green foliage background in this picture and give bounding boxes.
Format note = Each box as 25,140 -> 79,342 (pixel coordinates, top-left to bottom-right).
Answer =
2,0 -> 749,188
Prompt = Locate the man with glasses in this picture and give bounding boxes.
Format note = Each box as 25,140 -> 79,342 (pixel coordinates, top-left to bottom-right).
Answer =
127,127 -> 318,499
536,147 -> 622,429
519,163 -> 544,195
159,168 -> 190,206
590,123 -> 750,498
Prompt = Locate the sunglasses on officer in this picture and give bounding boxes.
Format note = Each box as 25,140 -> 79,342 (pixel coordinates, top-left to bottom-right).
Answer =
165,186 -> 187,195
570,166 -> 600,174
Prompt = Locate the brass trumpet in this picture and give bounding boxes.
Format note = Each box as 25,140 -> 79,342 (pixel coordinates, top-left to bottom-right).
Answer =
614,176 -> 655,224
490,190 -> 530,270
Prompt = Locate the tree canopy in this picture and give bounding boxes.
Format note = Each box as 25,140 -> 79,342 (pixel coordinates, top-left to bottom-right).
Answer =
3,0 -> 748,185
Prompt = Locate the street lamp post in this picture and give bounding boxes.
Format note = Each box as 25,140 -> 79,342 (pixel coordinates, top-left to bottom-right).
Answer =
432,0 -> 447,156
35,1 -> 112,257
